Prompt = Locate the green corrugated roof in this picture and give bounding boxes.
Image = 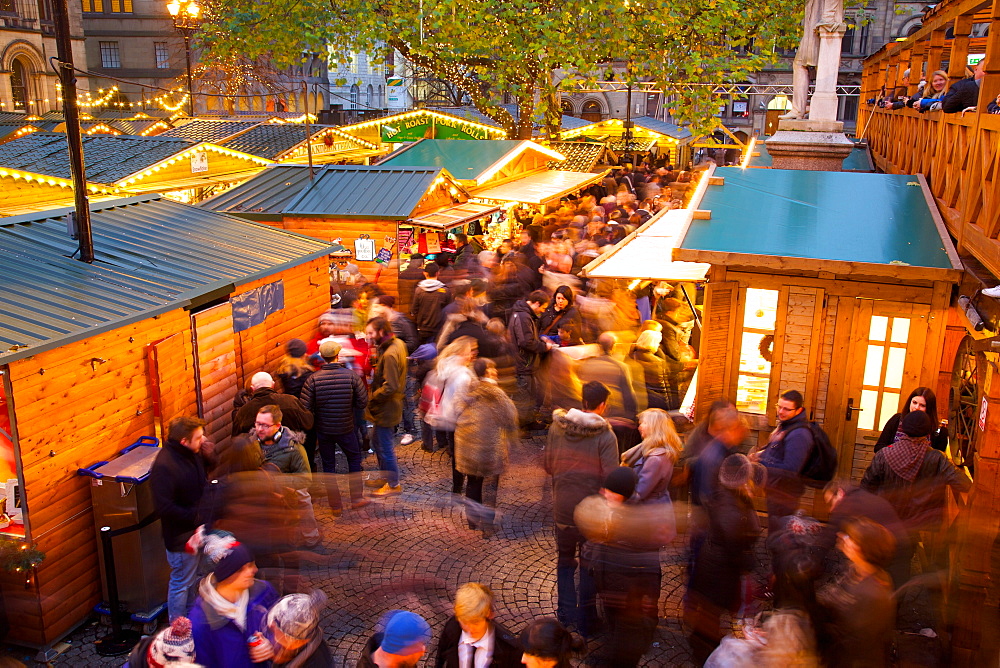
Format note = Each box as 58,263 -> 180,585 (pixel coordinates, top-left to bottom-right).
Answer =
681,167 -> 954,268
379,139 -> 526,181
747,140 -> 875,172
283,165 -> 446,219
0,195 -> 335,363
199,165 -> 317,220
0,133 -> 198,184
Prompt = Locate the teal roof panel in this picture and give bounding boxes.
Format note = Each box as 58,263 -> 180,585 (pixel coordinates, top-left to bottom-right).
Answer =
283,165 -> 442,218
0,195 -> 335,363
379,139 -> 525,180
199,165 -> 316,219
681,167 -> 954,269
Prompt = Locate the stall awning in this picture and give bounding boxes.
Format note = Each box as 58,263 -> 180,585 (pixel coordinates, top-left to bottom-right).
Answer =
582,208 -> 710,282
408,202 -> 500,230
473,169 -> 607,205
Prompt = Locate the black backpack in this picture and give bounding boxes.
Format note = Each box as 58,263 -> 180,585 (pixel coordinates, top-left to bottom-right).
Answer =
795,421 -> 839,487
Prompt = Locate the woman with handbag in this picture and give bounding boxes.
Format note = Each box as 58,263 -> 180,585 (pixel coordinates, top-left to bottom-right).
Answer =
620,408 -> 681,505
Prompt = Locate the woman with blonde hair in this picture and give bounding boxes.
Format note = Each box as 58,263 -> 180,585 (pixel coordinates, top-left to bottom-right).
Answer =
425,336 -> 477,493
915,69 -> 949,111
620,408 -> 681,504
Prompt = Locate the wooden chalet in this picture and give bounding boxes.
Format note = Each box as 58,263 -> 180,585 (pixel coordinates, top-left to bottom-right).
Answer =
0,195 -> 336,655
557,116 -> 693,165
338,108 -> 508,147
218,123 -> 384,165
0,133 -> 272,206
200,164 -> 498,297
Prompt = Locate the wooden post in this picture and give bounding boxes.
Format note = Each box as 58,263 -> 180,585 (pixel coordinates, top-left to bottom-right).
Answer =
948,16 -> 974,88
980,0 -> 1000,114
926,28 -> 945,78
909,42 -> 926,98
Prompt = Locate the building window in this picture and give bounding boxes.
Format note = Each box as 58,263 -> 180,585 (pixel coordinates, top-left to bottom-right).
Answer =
366,84 -> 373,107
377,85 -> 383,107
842,27 -> 855,54
83,0 -> 131,11
100,42 -> 121,68
856,315 -> 910,431
10,58 -> 29,112
349,84 -> 359,108
108,0 -> 132,11
155,42 -> 170,69
736,288 -> 778,414
82,0 -> 103,11
581,100 -> 602,122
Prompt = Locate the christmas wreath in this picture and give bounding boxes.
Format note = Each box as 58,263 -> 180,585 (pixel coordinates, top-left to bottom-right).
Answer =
758,334 -> 775,363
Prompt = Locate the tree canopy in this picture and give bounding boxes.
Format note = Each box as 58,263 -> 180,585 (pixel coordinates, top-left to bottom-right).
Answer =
200,0 -> 804,137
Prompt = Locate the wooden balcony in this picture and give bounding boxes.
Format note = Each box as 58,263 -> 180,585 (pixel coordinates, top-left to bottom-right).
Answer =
861,0 -> 1000,279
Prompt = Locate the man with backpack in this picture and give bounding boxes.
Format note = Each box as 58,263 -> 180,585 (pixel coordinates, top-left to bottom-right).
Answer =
754,389 -> 823,533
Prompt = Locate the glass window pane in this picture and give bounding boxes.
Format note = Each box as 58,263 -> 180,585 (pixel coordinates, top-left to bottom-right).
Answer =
743,288 -> 778,330
863,344 -> 885,387
739,331 -> 772,375
736,374 -> 770,414
890,317 -> 910,344
879,392 -> 900,429
884,347 -> 906,389
869,316 -> 888,342
858,389 -> 879,430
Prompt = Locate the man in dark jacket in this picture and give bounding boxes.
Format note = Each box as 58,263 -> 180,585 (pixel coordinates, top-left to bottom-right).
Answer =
397,254 -> 426,316
434,583 -> 521,668
366,317 -> 408,496
942,60 -> 986,112
150,415 -> 209,620
516,226 -> 544,291
232,371 -> 314,437
754,389 -> 814,533
300,339 -> 369,510
544,381 -> 619,635
411,262 -> 450,344
508,290 -> 552,427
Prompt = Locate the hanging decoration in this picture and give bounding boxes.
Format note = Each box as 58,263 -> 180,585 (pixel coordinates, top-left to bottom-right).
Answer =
354,234 -> 376,261
0,537 -> 44,573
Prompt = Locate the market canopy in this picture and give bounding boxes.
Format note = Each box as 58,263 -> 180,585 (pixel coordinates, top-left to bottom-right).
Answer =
379,139 -> 565,187
473,169 -> 607,205
581,208 -> 710,282
675,167 -> 962,283
408,202 -> 500,230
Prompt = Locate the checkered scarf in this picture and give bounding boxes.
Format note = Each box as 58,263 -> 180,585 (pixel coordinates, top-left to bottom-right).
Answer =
882,432 -> 929,482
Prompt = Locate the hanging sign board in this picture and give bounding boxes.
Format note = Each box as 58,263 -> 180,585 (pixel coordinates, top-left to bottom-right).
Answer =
190,151 -> 209,173
354,234 -> 376,261
397,227 -> 414,254
380,115 -> 494,142
425,233 -> 442,254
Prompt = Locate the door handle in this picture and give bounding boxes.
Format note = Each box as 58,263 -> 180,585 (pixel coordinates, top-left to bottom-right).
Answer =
845,398 -> 863,422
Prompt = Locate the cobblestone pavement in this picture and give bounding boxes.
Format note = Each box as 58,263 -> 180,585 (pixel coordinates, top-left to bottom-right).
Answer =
5,433 -> 698,666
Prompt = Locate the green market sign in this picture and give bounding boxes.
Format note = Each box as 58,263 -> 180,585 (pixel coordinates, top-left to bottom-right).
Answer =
381,114 -> 497,142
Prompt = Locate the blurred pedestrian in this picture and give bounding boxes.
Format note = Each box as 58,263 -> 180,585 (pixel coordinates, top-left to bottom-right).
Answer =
620,408 -> 680,505
578,332 -> 639,452
874,387 -> 948,452
508,289 -> 553,428
365,317 -> 408,497
266,592 -> 334,667
518,618 -> 583,668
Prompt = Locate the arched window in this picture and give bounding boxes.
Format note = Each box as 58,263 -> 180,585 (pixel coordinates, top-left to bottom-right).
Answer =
581,100 -> 602,122
377,85 -> 384,108
560,100 -> 574,116
366,84 -> 374,107
349,84 -> 359,108
10,58 -> 29,112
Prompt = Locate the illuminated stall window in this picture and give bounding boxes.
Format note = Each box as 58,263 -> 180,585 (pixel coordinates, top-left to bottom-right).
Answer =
857,315 -> 909,431
736,288 -> 778,414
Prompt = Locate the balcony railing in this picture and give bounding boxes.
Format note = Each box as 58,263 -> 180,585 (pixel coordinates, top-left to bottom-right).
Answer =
860,0 -> 1000,279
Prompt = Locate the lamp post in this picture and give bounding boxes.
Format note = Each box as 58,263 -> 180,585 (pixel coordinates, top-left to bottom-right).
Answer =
166,0 -> 200,116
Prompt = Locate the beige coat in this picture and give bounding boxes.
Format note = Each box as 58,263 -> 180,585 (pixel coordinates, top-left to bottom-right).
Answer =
453,379 -> 518,478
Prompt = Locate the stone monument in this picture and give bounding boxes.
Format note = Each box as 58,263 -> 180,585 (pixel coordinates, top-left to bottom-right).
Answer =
765,0 -> 854,171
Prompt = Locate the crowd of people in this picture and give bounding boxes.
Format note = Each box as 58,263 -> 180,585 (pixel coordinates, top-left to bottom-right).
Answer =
140,181 -> 972,666
876,59 -> 1000,114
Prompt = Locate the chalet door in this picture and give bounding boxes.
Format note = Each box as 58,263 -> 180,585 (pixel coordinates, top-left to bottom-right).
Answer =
839,300 -> 931,482
148,332 -> 194,442
192,303 -> 238,447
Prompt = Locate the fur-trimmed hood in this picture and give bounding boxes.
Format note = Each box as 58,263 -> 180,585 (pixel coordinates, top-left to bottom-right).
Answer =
551,408 -> 610,440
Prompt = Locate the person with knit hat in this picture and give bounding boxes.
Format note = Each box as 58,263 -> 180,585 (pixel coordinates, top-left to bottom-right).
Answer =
574,467 -> 675,666
685,453 -> 762,664
188,531 -> 279,668
356,609 -> 431,668
266,592 -> 333,667
861,409 -> 970,566
124,616 -> 197,668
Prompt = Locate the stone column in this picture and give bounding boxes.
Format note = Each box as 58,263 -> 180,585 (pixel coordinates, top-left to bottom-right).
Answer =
809,25 -> 847,121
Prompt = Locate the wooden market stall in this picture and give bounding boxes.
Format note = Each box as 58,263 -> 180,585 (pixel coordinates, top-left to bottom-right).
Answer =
0,133 -> 272,205
675,166 -> 962,482
200,164 -> 499,297
0,195 -> 336,657
557,116 -> 693,165
0,166 -> 122,216
338,108 -> 508,147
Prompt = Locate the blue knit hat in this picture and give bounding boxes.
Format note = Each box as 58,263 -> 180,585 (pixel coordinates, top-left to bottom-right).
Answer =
379,610 -> 431,655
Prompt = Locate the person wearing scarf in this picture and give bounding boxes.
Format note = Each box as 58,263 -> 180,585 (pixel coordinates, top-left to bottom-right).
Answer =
861,411 -> 970,565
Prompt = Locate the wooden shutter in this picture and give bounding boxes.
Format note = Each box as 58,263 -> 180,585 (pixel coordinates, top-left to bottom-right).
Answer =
696,281 -> 739,421
148,332 -> 196,442
192,304 -> 238,446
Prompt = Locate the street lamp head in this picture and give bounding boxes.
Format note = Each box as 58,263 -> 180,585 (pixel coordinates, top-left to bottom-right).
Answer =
166,0 -> 181,16
186,2 -> 200,18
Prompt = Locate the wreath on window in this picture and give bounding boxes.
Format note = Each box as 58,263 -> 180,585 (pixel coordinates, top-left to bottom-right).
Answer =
759,334 -> 775,363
